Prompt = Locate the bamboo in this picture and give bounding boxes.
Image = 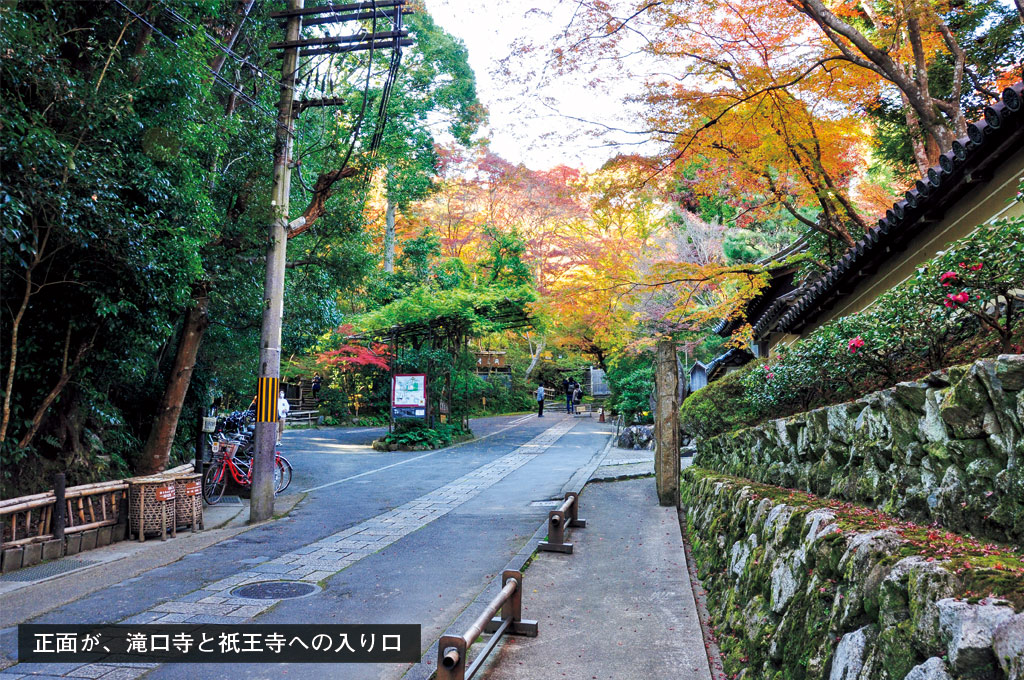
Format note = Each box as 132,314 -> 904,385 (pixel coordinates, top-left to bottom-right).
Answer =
87,496 -> 96,523
10,513 -> 16,542
2,534 -> 53,547
0,491 -> 54,508
64,518 -> 117,533
0,497 -> 56,514
76,497 -> 85,524
65,482 -> 127,498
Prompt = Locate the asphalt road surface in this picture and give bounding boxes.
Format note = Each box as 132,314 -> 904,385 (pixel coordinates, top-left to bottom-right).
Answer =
1,412 -> 615,680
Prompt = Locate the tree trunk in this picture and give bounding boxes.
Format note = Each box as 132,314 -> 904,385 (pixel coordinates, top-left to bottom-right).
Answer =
654,338 -> 680,508
209,0 -> 257,78
384,199 -> 396,273
525,335 -> 545,378
137,287 -> 211,474
17,326 -> 94,451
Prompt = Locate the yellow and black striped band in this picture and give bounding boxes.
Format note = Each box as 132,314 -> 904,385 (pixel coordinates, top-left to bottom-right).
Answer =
256,376 -> 279,422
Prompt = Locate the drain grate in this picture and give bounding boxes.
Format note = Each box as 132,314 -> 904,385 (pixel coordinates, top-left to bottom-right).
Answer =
529,500 -> 560,507
232,581 -> 318,600
216,496 -> 243,505
0,558 -> 99,582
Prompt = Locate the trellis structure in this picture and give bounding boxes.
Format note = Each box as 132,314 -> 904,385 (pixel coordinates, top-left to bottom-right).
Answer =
352,299 -> 534,431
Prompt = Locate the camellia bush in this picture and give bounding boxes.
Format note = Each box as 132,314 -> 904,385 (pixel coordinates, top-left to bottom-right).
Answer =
681,213 -> 1024,439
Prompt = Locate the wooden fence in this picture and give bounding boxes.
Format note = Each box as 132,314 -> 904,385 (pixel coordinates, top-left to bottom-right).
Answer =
0,464 -> 191,571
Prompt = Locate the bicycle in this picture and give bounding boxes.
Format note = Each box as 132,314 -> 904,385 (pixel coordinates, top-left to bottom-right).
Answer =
203,439 -> 290,504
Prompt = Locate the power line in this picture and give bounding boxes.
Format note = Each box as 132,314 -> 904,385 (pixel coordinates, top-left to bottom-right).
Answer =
110,0 -> 284,126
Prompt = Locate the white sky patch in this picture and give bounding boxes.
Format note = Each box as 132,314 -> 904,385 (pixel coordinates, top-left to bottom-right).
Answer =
423,0 -> 668,171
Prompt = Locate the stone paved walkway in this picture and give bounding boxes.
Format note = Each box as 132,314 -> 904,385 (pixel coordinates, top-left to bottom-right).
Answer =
0,418 -> 578,680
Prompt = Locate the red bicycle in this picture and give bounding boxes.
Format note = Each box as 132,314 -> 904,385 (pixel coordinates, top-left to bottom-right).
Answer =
203,438 -> 291,505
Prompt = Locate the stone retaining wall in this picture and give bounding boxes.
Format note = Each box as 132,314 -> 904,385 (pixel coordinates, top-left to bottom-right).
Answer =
695,355 -> 1024,544
682,469 -> 1022,680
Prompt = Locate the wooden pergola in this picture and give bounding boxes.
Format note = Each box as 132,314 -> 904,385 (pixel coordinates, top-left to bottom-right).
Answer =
351,300 -> 534,431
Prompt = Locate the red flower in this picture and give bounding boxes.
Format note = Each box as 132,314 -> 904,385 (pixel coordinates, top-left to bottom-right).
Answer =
848,336 -> 865,353
939,271 -> 957,287
969,263 -> 983,271
945,291 -> 970,306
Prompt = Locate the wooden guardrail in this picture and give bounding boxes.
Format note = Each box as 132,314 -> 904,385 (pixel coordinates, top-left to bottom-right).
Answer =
436,570 -> 538,680
538,492 -> 586,554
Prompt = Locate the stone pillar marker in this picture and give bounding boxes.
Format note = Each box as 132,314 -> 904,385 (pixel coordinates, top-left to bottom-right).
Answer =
654,338 -> 680,507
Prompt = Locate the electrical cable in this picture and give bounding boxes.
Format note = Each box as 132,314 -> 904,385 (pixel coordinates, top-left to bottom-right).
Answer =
110,0 -> 286,128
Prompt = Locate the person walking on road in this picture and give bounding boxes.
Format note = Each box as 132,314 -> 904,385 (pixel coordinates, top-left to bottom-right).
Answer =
277,390 -> 290,444
536,383 -> 545,418
562,377 -> 571,414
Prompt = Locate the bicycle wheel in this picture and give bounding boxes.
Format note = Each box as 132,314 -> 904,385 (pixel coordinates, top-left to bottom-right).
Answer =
275,456 -> 292,493
203,461 -> 228,505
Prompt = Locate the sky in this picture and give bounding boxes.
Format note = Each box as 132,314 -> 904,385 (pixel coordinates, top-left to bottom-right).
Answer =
421,0 -> 664,171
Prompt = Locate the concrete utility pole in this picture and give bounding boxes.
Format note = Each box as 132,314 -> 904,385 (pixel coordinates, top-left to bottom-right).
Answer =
654,338 -> 680,507
250,0 -> 303,523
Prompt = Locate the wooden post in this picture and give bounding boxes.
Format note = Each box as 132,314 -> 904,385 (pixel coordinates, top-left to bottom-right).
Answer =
53,473 -> 66,548
654,338 -> 680,507
194,407 -> 206,474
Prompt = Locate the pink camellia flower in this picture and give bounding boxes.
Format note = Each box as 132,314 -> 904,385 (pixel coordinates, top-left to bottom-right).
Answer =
969,263 -> 983,271
848,336 -> 865,353
946,291 -> 970,306
939,271 -> 957,287
767,372 -> 775,380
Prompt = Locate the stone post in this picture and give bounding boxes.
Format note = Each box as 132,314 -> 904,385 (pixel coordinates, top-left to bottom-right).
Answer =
654,338 -> 680,507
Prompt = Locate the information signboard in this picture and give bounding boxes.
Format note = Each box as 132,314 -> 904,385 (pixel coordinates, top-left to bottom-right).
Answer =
392,374 -> 426,419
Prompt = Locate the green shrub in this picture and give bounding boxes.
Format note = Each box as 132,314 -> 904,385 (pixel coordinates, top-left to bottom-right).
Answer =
606,358 -> 654,424
679,364 -> 761,438
382,419 -> 471,449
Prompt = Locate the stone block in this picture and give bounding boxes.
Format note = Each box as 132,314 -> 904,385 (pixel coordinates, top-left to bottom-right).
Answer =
97,525 -> 112,547
937,598 -> 1016,678
81,528 -> 98,551
992,613 -> 1024,680
1,547 -> 24,573
42,538 -> 63,560
22,542 -> 42,567
112,522 -> 126,542
65,532 -> 82,555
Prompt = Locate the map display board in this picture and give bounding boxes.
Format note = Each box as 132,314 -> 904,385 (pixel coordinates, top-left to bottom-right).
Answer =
392,374 -> 427,419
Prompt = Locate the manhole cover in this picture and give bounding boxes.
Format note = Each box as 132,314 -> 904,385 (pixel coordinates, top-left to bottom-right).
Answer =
232,581 -> 319,600
0,558 -> 99,582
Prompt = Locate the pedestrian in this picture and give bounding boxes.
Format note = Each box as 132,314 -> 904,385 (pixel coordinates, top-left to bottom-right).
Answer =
563,376 -> 572,414
311,372 -> 322,402
536,383 -> 545,418
573,384 -> 583,412
277,389 -> 290,445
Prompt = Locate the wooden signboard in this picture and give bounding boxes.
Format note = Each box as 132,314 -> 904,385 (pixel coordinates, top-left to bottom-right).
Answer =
154,485 -> 175,502
183,480 -> 201,497
474,352 -> 506,368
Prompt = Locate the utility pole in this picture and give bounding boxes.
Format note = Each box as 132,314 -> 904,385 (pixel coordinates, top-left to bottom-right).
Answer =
251,0 -> 410,522
250,0 -> 303,523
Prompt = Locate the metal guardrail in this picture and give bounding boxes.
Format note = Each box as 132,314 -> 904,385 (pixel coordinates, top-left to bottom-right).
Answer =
538,492 -> 586,554
436,569 -> 538,680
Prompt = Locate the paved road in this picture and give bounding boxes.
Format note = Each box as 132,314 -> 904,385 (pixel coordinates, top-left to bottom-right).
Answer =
0,413 -> 614,680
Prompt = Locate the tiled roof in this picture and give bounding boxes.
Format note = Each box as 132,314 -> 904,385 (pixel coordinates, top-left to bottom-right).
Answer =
750,82 -> 1024,338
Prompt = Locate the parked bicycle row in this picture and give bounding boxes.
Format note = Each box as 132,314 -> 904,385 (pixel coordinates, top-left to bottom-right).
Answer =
201,408 -> 294,505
